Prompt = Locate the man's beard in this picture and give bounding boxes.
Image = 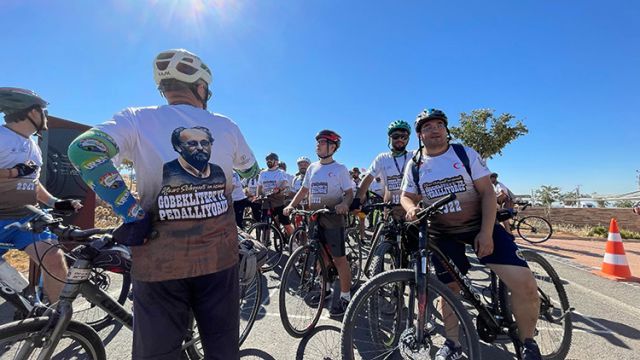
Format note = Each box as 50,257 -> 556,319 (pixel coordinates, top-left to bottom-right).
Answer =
299,168 -> 307,175
267,161 -> 276,169
183,150 -> 210,171
392,143 -> 407,152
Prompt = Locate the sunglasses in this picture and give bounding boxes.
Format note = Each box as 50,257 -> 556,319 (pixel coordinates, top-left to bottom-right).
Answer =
390,134 -> 409,140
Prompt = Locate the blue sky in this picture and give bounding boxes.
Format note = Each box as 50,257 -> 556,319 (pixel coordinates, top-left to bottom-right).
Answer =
2,0 -> 638,196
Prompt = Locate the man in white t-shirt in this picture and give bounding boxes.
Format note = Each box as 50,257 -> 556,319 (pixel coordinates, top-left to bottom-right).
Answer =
243,173 -> 262,223
354,120 -> 413,220
68,49 -> 259,359
231,171 -> 251,227
400,108 -> 541,360
490,172 -> 515,234
278,161 -> 295,201
292,156 -> 311,209
258,153 -> 293,236
0,87 -> 82,303
284,130 -> 353,317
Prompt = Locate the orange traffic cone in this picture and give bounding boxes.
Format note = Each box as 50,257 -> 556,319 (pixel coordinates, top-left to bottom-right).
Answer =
593,219 -> 638,281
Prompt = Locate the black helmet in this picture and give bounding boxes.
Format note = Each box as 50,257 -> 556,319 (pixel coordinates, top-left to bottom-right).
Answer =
414,108 -> 448,133
265,152 -> 279,161
0,87 -> 48,116
315,129 -> 341,149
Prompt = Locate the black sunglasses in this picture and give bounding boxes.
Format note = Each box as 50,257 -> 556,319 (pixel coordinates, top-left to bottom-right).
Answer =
390,134 -> 409,140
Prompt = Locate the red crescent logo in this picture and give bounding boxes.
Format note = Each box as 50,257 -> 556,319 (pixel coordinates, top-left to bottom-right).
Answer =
453,162 -> 462,169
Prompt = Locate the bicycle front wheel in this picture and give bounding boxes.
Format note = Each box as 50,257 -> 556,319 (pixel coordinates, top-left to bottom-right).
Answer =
239,271 -> 263,346
279,245 -> 327,338
0,317 -> 106,360
501,250 -> 572,360
517,216 -> 553,243
247,222 -> 285,271
341,269 -> 480,360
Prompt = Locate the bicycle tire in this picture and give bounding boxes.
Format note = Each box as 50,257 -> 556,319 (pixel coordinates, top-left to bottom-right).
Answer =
362,222 -> 386,278
288,227 -> 308,256
279,244 -> 327,338
75,270 -> 131,329
516,216 -> 553,243
341,269 -> 481,360
0,317 -> 106,360
345,228 -> 363,286
239,271 -> 263,346
247,222 -> 284,272
500,250 -> 572,360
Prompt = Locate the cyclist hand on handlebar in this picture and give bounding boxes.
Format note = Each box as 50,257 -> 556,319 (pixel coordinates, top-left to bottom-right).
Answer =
283,205 -> 294,217
404,205 -> 420,221
335,203 -> 349,215
53,199 -> 83,212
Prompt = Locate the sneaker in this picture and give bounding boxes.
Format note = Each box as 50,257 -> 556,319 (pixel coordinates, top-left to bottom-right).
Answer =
329,297 -> 349,317
309,289 -> 332,306
435,339 -> 463,360
521,338 -> 542,360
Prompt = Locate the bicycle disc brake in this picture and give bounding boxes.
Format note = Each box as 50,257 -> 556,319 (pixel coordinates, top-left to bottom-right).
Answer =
398,327 -> 431,360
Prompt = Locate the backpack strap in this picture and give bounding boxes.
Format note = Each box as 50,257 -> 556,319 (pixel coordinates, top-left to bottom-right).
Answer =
412,160 -> 422,196
451,143 -> 473,179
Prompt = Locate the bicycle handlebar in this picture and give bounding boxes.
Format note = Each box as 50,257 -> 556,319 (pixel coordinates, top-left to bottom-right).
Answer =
415,193 -> 457,222
290,208 -> 337,217
5,205 -> 113,242
360,202 -> 397,213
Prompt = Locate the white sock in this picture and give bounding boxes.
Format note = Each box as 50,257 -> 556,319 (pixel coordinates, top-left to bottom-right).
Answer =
340,292 -> 351,301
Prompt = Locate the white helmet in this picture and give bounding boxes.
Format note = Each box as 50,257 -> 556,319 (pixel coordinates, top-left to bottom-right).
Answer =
153,49 -> 212,86
296,156 -> 311,164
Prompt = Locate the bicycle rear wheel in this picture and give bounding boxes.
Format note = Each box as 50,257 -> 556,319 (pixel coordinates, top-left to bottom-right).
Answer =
501,250 -> 572,360
0,317 -> 106,360
239,271 -> 263,346
517,216 -> 553,243
341,269 -> 480,360
247,223 -> 284,272
279,245 -> 327,338
345,228 -> 363,286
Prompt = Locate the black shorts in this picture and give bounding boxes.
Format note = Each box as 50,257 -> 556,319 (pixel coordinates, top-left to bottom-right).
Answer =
262,205 -> 291,226
311,214 -> 346,257
431,224 -> 528,284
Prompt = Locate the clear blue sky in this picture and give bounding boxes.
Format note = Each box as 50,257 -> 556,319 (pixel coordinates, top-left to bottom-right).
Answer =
3,0 -> 638,196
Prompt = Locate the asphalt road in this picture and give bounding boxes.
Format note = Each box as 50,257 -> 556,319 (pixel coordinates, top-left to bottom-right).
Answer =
1,242 -> 639,360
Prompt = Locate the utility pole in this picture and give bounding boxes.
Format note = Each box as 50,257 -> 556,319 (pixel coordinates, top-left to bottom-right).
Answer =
576,185 -> 581,208
637,170 -> 640,190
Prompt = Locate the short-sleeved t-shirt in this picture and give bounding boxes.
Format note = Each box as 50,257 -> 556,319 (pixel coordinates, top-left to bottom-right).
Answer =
401,145 -> 491,234
258,168 -> 288,208
367,151 -> 413,205
0,127 -> 42,219
243,176 -> 259,197
94,104 -> 256,281
292,173 -> 308,205
302,161 -> 352,210
231,172 -> 247,201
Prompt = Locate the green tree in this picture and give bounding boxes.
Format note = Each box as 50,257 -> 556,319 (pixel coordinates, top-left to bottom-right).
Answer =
561,190 -> 579,207
449,109 -> 529,159
535,185 -> 561,207
614,200 -> 635,208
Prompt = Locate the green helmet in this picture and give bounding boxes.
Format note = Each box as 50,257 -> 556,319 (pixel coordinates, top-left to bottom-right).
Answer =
387,120 -> 411,136
0,87 -> 48,116
414,108 -> 448,133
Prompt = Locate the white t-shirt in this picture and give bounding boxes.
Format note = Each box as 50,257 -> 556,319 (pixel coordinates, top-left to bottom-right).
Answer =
243,176 -> 259,197
95,104 -> 256,281
369,177 -> 385,198
0,127 -> 42,218
302,161 -> 352,210
292,173 -> 308,205
231,172 -> 247,201
258,168 -> 289,195
494,181 -> 512,198
401,145 -> 491,234
367,151 -> 413,205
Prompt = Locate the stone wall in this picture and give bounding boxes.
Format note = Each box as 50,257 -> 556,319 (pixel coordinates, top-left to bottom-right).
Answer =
519,207 -> 640,232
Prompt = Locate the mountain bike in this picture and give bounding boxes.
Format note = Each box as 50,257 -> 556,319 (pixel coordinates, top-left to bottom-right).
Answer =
502,201 -> 553,243
279,209 -> 362,338
0,210 -> 130,330
341,194 -> 481,359
0,206 -> 200,359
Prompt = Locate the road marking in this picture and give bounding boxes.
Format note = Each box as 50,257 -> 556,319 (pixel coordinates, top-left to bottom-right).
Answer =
565,279 -> 640,320
571,310 -> 614,334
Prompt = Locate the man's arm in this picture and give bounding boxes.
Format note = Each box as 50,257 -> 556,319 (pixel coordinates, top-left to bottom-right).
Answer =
400,191 -> 422,220
336,188 -> 353,215
473,175 -> 497,257
68,129 -> 142,222
356,174 -> 374,201
36,183 -> 59,207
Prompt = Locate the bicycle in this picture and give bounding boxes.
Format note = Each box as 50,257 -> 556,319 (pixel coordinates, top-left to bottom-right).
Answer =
342,194 -> 573,359
246,196 -> 287,272
0,210 -> 130,330
341,194 -> 480,359
502,201 -> 553,244
279,208 -> 362,338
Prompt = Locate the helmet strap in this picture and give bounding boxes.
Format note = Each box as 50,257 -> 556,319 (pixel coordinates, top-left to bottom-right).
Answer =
26,112 -> 44,138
